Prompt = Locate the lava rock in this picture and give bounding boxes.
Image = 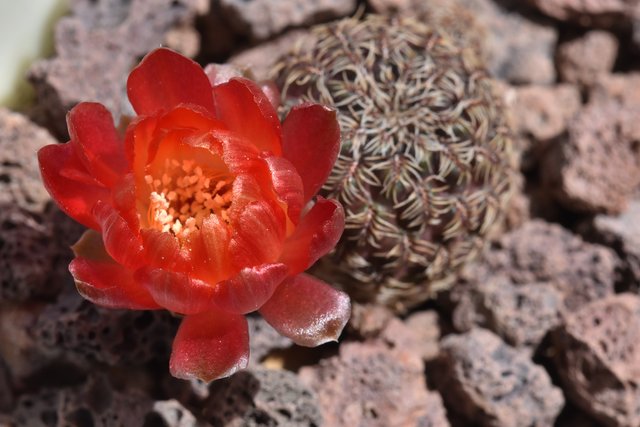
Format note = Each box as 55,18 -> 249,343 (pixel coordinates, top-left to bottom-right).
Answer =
555,405 -> 602,427
247,314 -> 293,365
0,109 -> 56,213
435,328 -> 565,427
147,400 -> 200,427
452,278 -> 563,351
507,84 -> 581,169
201,368 -> 322,427
28,0 -> 207,139
527,0 -> 640,27
0,303 -> 61,384
299,341 -> 449,427
586,200 -> 640,290
556,31 -> 619,87
543,101 -> 640,214
0,207 -> 58,303
219,0 -> 357,41
589,72 -> 640,107
380,311 -> 441,361
0,356 -> 13,413
11,374 -> 154,427
459,220 -> 618,311
346,303 -> 395,340
230,29 -> 307,81
33,290 -> 178,367
553,294 -> 640,427
455,0 -> 558,84
510,84 -> 581,144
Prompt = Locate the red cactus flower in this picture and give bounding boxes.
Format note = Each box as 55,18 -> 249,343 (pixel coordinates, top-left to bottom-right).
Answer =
38,48 -> 350,382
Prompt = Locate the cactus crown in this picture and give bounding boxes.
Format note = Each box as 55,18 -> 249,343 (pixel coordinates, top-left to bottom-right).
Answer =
274,14 -> 513,312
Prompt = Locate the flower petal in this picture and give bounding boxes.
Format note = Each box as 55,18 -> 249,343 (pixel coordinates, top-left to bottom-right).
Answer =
67,102 -> 127,187
263,155 -> 304,225
228,200 -> 286,269
282,103 -> 340,202
136,268 -> 217,315
260,273 -> 350,347
197,215 -> 233,283
127,48 -> 216,116
279,197 -> 344,275
213,263 -> 288,314
212,78 -> 282,156
93,201 -> 145,270
259,81 -> 280,110
70,230 -> 159,310
38,143 -> 109,230
140,229 -> 191,272
111,174 -> 141,229
170,310 -> 249,382
124,115 -> 157,176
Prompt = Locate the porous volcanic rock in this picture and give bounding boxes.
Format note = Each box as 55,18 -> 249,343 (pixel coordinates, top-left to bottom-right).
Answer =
454,0 -> 558,84
589,73 -> 640,107
508,84 -> 581,169
28,0 -> 207,139
527,0 -> 640,27
11,374 -> 154,427
543,101 -> 640,214
229,30 -> 307,81
556,30 -> 619,87
435,328 -> 565,427
586,200 -> 640,290
33,290 -> 178,367
0,207 -> 59,303
458,220 -> 618,311
299,341 -> 449,427
0,109 -> 56,213
0,356 -> 13,413
0,303 -> 56,383
219,0 -> 357,41
147,399 -> 200,427
510,84 -> 581,144
380,311 -> 441,362
452,278 -> 563,350
247,314 -> 293,365
346,303 -> 395,340
201,368 -> 322,427
553,294 -> 640,427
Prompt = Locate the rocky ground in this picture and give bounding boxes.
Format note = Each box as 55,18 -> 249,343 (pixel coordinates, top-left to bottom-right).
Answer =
1,0 -> 640,426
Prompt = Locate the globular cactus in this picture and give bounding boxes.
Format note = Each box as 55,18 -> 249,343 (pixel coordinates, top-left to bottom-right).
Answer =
273,14 -> 514,312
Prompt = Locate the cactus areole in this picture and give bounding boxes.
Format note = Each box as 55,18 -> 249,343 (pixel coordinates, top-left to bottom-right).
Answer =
275,15 -> 514,312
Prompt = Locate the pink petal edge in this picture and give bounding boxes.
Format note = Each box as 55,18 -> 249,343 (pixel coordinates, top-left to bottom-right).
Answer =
170,310 -> 249,382
69,253 -> 160,311
259,273 -> 351,347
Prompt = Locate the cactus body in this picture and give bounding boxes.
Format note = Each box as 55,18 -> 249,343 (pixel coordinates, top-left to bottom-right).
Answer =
274,15 -> 514,312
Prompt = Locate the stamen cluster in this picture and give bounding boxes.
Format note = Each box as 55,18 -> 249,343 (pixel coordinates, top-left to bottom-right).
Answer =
146,158 -> 232,238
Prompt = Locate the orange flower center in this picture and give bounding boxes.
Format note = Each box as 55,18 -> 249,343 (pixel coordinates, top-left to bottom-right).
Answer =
145,158 -> 233,239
